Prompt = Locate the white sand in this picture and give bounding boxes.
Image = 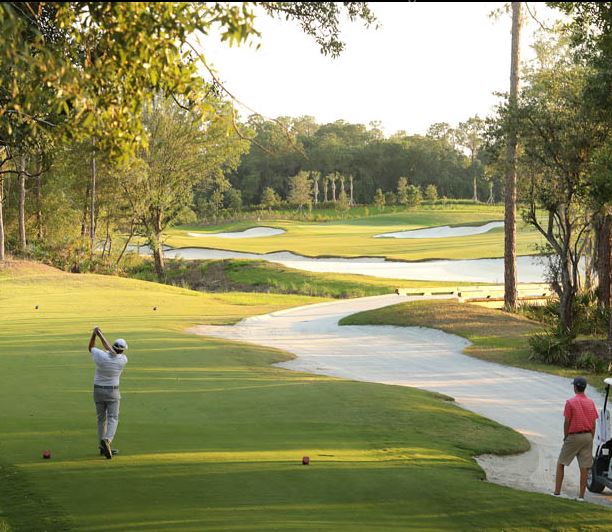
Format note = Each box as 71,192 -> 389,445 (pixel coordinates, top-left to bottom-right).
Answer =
375,221 -> 504,239
147,247 -> 547,283
189,294 -> 611,505
187,227 -> 285,238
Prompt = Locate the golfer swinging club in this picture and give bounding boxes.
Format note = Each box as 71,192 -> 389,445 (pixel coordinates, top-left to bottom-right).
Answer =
88,327 -> 128,459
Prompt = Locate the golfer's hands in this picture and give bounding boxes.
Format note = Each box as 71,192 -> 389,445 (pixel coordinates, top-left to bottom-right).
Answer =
93,326 -> 101,334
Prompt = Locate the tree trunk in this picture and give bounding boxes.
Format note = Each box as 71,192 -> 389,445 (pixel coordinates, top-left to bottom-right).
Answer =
558,262 -> 575,334
332,179 -> 336,202
594,212 -> 611,310
583,234 -> 594,293
18,154 -> 27,253
471,153 -> 478,202
504,1 -> 522,311
313,178 -> 319,204
151,234 -> 165,281
349,176 -> 354,206
81,183 -> 90,237
115,222 -> 135,266
0,175 -> 4,261
36,156 -> 44,240
90,140 -> 96,254
324,181 -> 328,203
487,181 -> 494,204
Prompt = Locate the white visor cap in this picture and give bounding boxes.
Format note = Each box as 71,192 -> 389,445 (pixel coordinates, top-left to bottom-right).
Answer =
112,339 -> 128,351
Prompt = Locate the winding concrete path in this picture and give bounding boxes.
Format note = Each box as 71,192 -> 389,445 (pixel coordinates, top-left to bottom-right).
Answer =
188,294 -> 612,506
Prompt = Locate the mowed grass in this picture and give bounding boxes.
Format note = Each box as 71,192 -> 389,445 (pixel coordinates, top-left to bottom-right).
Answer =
340,300 -> 608,383
1,262 -> 611,530
165,205 -> 544,261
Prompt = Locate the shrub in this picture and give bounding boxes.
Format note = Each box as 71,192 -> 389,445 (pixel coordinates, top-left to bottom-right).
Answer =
575,352 -> 608,373
573,292 -> 610,336
528,327 -> 574,366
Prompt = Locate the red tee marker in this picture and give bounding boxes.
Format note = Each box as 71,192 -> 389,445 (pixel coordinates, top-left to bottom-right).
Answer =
302,456 -> 309,465
42,450 -> 51,459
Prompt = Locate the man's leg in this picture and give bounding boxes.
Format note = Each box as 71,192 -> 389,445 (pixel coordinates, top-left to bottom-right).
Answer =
579,467 -> 588,498
105,399 -> 120,443
554,463 -> 565,495
95,401 -> 107,442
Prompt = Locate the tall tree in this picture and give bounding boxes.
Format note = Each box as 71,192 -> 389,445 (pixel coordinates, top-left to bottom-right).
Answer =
311,171 -> 320,204
457,116 -> 485,202
120,96 -> 248,280
288,171 -> 312,214
260,186 -> 280,213
516,36 -> 608,333
504,1 -> 522,310
397,176 -> 409,206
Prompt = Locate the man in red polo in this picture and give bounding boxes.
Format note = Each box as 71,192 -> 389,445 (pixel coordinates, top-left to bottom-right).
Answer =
553,376 -> 598,500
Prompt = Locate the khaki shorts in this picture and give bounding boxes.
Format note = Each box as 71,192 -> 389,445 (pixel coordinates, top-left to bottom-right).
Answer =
557,432 -> 594,468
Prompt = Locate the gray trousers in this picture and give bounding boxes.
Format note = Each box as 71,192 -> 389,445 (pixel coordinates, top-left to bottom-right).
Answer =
93,387 -> 121,442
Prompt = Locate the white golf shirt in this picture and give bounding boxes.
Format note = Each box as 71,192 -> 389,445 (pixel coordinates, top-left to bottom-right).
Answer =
90,347 -> 128,386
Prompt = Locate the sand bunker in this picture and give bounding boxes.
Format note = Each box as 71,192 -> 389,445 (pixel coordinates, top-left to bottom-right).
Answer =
133,246 -> 546,283
187,227 -> 285,239
189,294 -> 610,505
375,221 -> 504,239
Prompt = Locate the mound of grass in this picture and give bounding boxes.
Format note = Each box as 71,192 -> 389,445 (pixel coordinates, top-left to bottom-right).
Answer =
127,258 -> 460,298
1,263 -> 611,530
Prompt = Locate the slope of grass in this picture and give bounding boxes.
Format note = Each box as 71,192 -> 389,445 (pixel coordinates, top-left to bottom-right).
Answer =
1,261 -> 611,530
165,205 -> 544,261
128,258 -> 462,299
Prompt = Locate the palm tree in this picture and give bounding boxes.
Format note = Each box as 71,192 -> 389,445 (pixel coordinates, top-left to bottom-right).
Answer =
312,171 -> 320,204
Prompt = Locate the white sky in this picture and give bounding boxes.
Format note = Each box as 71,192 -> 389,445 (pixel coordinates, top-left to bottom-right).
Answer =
197,2 -> 562,136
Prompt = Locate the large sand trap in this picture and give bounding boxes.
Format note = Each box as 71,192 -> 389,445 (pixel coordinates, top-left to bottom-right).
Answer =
375,221 -> 504,239
143,247 -> 546,283
187,227 -> 285,238
189,294 -> 611,506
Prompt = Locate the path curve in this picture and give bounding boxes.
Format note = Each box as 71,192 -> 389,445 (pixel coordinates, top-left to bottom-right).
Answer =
188,294 -> 612,506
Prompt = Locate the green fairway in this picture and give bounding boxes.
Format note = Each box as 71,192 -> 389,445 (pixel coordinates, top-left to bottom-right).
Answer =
164,205 -> 545,261
2,262 -> 611,530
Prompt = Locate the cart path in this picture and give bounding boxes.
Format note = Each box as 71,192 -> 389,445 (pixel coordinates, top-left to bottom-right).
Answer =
188,294 -> 612,505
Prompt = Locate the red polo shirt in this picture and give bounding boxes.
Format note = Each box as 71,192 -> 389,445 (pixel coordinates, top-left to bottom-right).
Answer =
564,392 -> 598,434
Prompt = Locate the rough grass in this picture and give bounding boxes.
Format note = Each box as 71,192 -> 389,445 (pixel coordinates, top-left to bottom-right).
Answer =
2,262 -> 611,530
164,205 -> 544,261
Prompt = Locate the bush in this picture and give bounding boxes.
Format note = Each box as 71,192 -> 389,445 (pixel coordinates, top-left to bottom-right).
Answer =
573,292 -> 610,336
575,352 -> 608,373
519,292 -> 609,337
529,325 -> 609,371
528,327 -> 574,366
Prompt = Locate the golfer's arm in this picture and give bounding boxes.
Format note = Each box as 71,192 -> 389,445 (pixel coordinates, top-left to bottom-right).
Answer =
88,330 -> 97,351
563,418 -> 570,439
96,330 -> 114,352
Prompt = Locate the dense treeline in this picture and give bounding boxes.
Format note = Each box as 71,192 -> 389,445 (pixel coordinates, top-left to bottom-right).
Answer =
228,116 -> 490,207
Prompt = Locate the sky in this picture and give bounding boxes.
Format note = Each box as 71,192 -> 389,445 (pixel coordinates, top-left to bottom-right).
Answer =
197,2 -> 563,136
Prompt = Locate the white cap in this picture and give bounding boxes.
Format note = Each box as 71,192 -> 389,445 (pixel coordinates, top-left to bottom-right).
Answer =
112,339 -> 128,351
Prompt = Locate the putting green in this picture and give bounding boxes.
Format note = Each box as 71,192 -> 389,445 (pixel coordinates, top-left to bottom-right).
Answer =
164,205 -> 544,261
1,262 -> 610,530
